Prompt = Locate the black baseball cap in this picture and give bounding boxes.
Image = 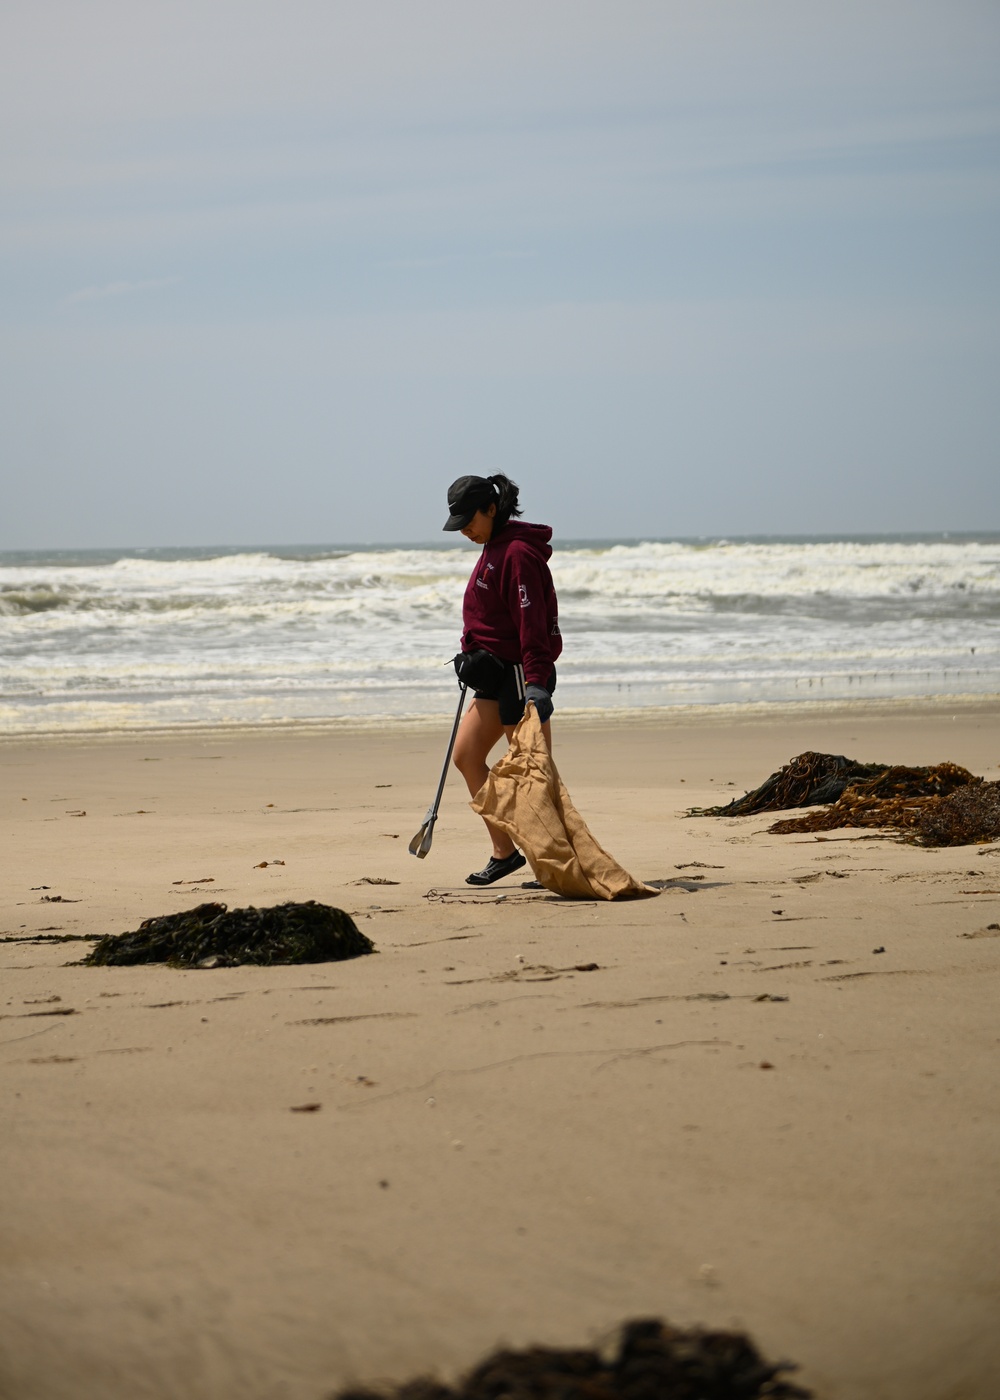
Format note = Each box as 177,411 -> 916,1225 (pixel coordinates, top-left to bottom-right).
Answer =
442,475 -> 495,531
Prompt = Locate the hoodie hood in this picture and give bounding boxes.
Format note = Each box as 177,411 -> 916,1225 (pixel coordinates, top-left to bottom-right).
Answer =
492,520 -> 553,562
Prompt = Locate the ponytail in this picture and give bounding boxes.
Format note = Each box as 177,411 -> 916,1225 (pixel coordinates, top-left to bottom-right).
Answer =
488,474 -> 523,532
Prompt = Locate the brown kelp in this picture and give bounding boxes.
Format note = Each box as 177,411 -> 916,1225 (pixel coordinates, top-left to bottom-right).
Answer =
330,1317 -> 811,1400
771,774 -> 1000,846
690,750 -> 998,847
690,751 -> 893,817
909,780 -> 1000,846
85,901 -> 375,968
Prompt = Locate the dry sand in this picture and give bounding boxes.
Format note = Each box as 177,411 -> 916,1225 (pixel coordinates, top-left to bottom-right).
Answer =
2,699 -> 999,1400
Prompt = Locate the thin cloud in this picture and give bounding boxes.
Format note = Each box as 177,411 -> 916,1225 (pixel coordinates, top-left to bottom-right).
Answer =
380,249 -> 537,269
67,275 -> 181,304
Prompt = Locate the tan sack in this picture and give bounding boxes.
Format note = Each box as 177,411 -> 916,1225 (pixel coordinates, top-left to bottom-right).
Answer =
471,705 -> 657,900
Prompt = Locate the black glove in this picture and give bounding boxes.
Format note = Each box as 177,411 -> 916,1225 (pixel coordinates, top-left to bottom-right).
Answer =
525,684 -> 553,723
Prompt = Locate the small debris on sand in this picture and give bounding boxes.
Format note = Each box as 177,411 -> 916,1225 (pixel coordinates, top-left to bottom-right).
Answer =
960,923 -> 1000,939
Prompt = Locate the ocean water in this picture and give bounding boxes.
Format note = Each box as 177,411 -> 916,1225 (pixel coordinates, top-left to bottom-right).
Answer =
1,535 -> 998,735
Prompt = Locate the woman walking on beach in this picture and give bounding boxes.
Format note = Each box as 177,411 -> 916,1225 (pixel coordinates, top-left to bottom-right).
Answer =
444,474 -> 562,886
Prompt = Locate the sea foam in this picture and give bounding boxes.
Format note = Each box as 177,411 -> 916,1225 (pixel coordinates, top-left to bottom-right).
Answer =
1,537 -> 997,733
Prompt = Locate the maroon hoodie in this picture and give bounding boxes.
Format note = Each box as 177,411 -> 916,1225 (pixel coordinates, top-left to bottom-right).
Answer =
461,521 -> 562,688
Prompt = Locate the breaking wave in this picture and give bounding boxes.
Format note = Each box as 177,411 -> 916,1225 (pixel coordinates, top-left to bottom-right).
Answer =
2,537 -> 998,733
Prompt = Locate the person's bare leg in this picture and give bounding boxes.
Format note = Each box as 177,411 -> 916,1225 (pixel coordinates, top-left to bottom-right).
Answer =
453,698 -> 516,858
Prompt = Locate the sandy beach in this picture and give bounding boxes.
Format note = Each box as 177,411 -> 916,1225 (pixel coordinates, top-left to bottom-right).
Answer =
2,698 -> 999,1400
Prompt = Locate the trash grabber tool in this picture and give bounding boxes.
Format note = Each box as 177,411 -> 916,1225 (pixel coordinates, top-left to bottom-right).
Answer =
408,683 -> 468,858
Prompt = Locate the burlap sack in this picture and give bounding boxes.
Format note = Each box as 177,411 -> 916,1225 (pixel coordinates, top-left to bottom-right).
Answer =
471,706 -> 657,900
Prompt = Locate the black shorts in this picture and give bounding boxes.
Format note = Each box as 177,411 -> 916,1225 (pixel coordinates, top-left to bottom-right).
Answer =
474,661 -> 557,726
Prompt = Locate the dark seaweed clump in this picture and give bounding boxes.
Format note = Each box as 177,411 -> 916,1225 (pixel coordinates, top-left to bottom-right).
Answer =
84,901 -> 375,968
688,751 -> 891,817
330,1317 -> 811,1400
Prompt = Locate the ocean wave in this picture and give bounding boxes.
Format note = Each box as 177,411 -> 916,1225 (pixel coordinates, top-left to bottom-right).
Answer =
555,541 -> 1000,603
2,543 -> 998,625
2,538 -> 998,730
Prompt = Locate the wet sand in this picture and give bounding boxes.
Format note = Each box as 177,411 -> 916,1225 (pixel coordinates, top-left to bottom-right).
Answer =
2,699 -> 999,1400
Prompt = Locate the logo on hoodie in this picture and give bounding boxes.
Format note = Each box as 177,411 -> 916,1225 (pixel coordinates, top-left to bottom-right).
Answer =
518,583 -> 530,609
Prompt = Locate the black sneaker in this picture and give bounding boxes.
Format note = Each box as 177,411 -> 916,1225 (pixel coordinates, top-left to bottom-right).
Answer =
466,851 -> 527,886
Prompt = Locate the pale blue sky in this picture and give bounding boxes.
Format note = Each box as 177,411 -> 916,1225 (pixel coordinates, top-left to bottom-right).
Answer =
2,0 -> 998,547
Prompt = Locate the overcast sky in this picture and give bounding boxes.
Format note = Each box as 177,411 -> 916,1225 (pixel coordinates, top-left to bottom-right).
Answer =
2,0 -> 998,548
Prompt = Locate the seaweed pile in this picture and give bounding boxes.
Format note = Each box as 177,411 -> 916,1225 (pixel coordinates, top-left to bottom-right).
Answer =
689,751 -> 891,817
690,750 -> 999,847
331,1318 -> 810,1400
771,774 -> 1000,846
910,781 -> 1000,846
85,900 -> 375,968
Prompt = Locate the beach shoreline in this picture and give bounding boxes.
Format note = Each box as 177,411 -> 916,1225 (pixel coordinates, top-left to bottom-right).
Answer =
2,700 -> 999,1399
2,689 -> 997,747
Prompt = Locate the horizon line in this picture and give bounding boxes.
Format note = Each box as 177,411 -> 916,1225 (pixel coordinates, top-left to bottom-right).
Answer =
3,528 -> 1000,559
